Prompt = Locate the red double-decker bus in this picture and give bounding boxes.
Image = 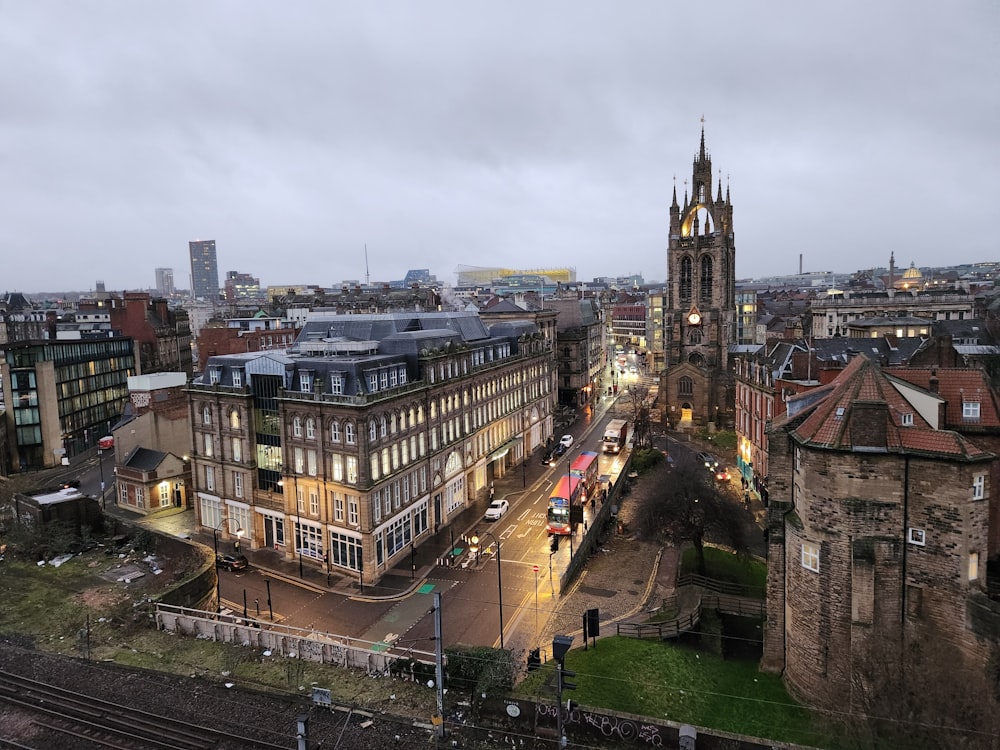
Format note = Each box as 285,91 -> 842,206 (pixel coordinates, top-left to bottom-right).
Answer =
570,451 -> 600,501
546,475 -> 582,536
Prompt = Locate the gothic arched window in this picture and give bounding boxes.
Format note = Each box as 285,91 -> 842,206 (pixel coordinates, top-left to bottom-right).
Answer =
688,328 -> 702,345
680,256 -> 692,302
678,376 -> 694,397
700,256 -> 713,304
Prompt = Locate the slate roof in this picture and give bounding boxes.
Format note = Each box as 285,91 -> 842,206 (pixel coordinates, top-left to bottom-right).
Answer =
124,447 -> 169,472
781,354 -> 992,460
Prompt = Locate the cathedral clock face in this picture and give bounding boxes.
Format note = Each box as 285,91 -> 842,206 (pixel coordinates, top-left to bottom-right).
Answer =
688,312 -> 702,325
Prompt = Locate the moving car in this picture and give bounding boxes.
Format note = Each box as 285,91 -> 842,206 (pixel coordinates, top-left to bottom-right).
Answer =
559,434 -> 574,449
484,498 -> 509,521
216,553 -> 249,571
715,466 -> 731,483
541,451 -> 556,466
696,451 -> 718,469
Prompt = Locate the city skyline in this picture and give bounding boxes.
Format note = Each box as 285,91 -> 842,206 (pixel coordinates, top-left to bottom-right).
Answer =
2,2 -> 997,294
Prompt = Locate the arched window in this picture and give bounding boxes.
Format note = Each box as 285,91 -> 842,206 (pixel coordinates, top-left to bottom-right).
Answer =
700,255 -> 713,304
689,328 -> 702,345
680,257 -> 692,302
678,376 -> 694,397
305,418 -> 315,439
292,416 -> 302,437
369,420 -> 377,441
330,421 -> 341,442
345,422 -> 355,445
229,409 -> 240,429
202,405 -> 211,425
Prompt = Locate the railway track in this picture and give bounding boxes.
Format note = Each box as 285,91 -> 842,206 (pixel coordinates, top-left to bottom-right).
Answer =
0,669 -> 288,750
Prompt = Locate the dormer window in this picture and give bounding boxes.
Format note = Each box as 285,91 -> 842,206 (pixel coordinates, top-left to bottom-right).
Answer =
299,372 -> 313,392
209,368 -> 220,385
963,401 -> 981,421
369,373 -> 378,392
901,413 -> 913,426
232,370 -> 242,388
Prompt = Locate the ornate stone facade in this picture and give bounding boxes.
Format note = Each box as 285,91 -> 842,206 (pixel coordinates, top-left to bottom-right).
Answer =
661,128 -> 736,429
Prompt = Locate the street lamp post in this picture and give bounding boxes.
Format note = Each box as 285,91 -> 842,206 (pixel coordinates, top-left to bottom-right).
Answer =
471,530 -> 504,649
212,519 -> 242,613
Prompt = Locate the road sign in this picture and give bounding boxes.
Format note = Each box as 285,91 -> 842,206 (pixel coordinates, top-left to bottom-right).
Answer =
533,564 -> 539,573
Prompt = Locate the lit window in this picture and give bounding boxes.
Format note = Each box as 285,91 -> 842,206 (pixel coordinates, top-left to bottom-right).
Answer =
907,528 -> 925,546
969,551 -> 979,581
229,410 -> 240,429
204,434 -> 214,458
801,542 -> 819,572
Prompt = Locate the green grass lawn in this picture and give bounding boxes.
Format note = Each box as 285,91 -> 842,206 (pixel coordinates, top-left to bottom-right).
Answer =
516,636 -> 827,748
682,545 -> 766,593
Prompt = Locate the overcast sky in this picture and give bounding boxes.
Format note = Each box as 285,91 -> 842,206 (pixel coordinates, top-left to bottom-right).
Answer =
3,2 -> 998,294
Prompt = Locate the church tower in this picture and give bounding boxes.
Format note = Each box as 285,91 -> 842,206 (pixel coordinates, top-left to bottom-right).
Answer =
661,126 -> 736,429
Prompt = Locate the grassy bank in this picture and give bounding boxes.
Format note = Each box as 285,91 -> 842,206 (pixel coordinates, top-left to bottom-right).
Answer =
516,636 -> 825,747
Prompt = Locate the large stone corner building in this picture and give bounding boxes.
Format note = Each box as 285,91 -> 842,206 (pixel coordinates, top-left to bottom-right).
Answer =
187,311 -> 554,587
661,127 -> 736,430
762,353 -> 998,704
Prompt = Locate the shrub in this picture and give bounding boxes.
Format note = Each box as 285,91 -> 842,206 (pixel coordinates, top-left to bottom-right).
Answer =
631,447 -> 663,473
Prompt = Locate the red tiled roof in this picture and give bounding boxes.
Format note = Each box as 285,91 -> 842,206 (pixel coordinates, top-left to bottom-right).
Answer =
884,366 -> 1000,429
788,355 -> 992,459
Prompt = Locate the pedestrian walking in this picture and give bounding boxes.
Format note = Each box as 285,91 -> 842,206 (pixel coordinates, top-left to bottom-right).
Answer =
743,490 -> 751,510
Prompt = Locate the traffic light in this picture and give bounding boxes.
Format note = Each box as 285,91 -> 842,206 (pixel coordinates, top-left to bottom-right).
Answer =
527,648 -> 541,672
557,664 -> 577,693
550,535 -> 560,553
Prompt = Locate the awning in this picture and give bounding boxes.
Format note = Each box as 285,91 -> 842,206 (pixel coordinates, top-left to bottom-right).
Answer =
488,436 -> 522,462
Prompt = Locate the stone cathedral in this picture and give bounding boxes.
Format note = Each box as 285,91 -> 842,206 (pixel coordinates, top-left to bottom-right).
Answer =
661,128 -> 736,430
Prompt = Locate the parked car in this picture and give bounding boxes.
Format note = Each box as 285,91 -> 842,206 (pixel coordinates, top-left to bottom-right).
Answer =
553,443 -> 567,458
484,498 -> 510,521
559,434 -> 574,449
216,553 -> 249,571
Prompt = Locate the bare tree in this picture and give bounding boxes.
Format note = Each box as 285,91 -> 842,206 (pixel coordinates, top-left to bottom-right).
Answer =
622,382 -> 653,449
632,452 -> 748,574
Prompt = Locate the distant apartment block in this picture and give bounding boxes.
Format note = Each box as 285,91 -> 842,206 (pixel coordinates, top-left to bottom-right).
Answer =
189,240 -> 220,301
155,268 -> 175,297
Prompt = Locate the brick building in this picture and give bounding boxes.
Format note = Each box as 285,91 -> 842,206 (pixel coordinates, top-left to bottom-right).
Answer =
762,354 -> 999,705
112,373 -> 193,515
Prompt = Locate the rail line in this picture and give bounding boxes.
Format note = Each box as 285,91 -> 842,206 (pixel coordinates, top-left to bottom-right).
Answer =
0,669 -> 289,750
